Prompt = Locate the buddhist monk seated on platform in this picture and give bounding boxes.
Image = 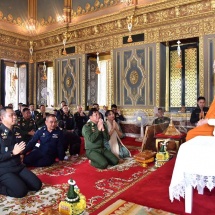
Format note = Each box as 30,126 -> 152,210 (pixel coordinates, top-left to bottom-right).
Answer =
186,97 -> 215,141
190,96 -> 209,126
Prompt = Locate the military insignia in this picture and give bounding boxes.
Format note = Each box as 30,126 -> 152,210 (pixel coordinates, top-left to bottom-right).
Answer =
5,147 -> 8,152
52,134 -> 58,138
1,132 -> 7,139
22,123 -> 25,126
42,133 -> 46,137
15,132 -> 20,136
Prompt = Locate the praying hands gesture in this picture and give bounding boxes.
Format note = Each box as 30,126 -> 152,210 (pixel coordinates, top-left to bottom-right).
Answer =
12,141 -> 26,155
97,119 -> 104,131
112,120 -> 117,130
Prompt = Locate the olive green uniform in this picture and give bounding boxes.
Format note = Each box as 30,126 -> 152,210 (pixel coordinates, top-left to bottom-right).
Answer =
82,121 -> 119,169
35,112 -> 48,128
17,118 -> 36,143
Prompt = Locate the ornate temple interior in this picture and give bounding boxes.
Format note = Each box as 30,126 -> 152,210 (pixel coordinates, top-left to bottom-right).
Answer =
1,1 -> 215,214
0,0 -> 214,118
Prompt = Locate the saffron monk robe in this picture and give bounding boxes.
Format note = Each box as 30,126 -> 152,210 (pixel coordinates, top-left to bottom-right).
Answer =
186,97 -> 215,141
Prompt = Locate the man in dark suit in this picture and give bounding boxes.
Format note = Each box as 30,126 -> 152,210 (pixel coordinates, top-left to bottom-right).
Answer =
29,103 -> 39,120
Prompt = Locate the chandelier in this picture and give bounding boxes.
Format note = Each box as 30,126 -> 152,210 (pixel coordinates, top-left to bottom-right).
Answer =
95,52 -> 101,74
127,16 -> 133,43
29,41 -> 34,63
42,61 -> 47,80
176,40 -> 183,68
25,18 -> 36,33
13,61 -> 18,80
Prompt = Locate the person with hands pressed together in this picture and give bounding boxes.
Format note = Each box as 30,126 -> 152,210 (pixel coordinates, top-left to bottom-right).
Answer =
105,110 -> 130,162
82,108 -> 119,169
0,107 -> 42,198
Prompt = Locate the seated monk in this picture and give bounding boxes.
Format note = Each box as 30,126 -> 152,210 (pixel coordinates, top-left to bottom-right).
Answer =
186,97 -> 215,141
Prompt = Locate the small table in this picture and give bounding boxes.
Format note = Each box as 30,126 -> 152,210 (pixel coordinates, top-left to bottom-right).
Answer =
169,136 -> 215,213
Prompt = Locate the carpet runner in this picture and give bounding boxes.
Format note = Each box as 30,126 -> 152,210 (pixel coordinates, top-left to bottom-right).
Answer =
93,157 -> 215,215
0,137 -> 199,215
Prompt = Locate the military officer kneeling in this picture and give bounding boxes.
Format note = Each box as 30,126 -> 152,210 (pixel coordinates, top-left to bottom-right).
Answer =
82,108 -> 119,169
23,114 -> 65,167
0,107 -> 42,198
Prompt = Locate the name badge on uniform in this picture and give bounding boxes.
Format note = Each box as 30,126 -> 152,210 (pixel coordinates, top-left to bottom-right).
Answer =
35,143 -> 40,147
5,147 -> 8,152
52,134 -> 58,138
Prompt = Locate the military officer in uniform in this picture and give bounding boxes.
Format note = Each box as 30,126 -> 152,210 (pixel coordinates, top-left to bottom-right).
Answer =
57,105 -> 81,161
56,101 -> 67,118
35,105 -> 48,128
82,108 -> 119,169
0,107 -> 42,198
17,107 -> 36,143
74,105 -> 88,136
152,107 -> 170,125
23,114 -> 65,167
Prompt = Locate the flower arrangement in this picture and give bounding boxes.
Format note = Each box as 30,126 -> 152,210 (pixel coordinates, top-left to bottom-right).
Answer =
59,179 -> 86,215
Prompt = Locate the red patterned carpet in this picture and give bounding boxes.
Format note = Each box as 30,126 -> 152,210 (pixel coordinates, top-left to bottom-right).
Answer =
0,137 -> 180,215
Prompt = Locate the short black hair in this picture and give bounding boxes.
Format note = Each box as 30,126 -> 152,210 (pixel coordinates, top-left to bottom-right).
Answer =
88,108 -> 98,117
158,107 -> 163,111
46,113 -> 56,120
92,103 -> 99,106
0,107 -> 13,117
29,103 -> 34,106
197,96 -> 206,101
111,104 -> 117,109
61,101 -> 66,104
22,107 -> 30,113
21,104 -> 28,107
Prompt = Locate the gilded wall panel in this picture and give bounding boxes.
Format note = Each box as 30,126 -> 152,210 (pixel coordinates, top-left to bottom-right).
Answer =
56,55 -> 83,107
114,43 -> 156,109
37,65 -> 47,105
87,58 -> 98,105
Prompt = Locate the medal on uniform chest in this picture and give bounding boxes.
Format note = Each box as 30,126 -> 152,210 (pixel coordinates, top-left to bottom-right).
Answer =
5,147 -> 8,152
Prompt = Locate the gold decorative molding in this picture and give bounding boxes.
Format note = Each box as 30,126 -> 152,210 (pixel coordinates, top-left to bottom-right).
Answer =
155,43 -> 160,108
199,36 -> 204,96
71,0 -> 119,17
81,54 -> 86,106
0,45 -> 29,62
121,108 -> 154,116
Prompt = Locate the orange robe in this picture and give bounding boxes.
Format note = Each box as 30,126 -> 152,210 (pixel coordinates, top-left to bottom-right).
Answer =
186,97 -> 215,141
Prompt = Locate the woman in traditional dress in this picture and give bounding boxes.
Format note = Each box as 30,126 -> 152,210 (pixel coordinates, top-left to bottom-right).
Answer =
104,110 -> 131,160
